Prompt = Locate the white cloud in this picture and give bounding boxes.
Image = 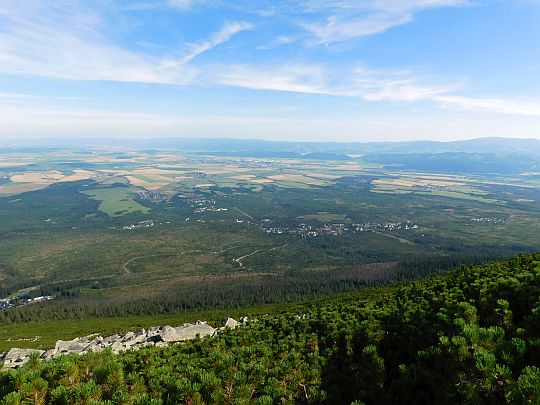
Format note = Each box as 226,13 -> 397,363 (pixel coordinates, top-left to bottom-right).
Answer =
303,13 -> 412,44
0,0 -> 538,125
0,2 -> 248,83
350,66 -> 461,101
209,63 -> 330,94
206,62 -> 540,118
300,0 -> 470,44
351,68 -> 540,117
177,21 -> 253,65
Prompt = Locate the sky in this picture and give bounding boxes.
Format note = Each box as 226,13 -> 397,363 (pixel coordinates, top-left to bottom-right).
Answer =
0,0 -> 539,142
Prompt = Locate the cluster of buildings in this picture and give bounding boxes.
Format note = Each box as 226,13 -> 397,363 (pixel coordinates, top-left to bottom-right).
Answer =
178,193 -> 216,209
470,217 -> 507,224
238,159 -> 277,169
194,207 -> 228,213
135,189 -> 172,202
123,220 -> 155,230
0,295 -> 53,311
178,193 -> 231,215
350,221 -> 419,232
261,220 -> 419,238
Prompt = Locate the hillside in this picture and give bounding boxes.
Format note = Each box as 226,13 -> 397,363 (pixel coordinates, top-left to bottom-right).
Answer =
2,147 -> 540,328
1,254 -> 539,404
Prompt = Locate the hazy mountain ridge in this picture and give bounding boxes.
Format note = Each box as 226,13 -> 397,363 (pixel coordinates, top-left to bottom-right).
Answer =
2,137 -> 540,155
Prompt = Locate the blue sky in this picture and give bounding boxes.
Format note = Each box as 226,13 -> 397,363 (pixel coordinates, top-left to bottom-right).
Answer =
0,0 -> 539,141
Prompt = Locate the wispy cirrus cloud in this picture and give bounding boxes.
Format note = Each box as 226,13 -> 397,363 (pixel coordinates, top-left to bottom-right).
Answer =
206,62 -> 540,117
0,2 -> 249,84
209,63 -> 329,94
300,0 -> 470,44
177,21 -> 253,65
1,0 -> 539,125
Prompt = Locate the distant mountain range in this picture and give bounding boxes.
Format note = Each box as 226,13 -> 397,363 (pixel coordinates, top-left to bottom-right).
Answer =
2,136 -> 540,156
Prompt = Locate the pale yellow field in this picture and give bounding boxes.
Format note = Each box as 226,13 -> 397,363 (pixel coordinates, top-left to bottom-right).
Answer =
61,169 -> 95,182
126,176 -> 169,191
200,168 -> 251,174
333,165 -> 362,171
0,162 -> 31,167
0,169 -> 96,196
10,171 -> 65,183
132,168 -> 187,177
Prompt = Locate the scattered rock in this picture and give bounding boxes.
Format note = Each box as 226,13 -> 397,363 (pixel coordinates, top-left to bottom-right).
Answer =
174,321 -> 215,341
110,340 -> 124,354
223,317 -> 239,329
54,339 -> 90,356
42,349 -> 56,361
2,348 -> 44,369
159,325 -> 182,343
0,316 -> 246,369
102,334 -> 120,345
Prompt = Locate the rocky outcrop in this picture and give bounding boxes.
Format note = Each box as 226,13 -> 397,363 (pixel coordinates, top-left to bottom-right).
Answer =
173,321 -> 216,340
1,317 -> 247,370
2,348 -> 44,369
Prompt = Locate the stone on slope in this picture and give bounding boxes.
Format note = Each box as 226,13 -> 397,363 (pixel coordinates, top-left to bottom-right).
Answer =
222,317 -> 239,329
111,340 -> 124,354
174,321 -> 215,341
54,338 -> 90,356
102,334 -> 120,346
2,348 -> 44,369
159,325 -> 183,343
124,329 -> 148,346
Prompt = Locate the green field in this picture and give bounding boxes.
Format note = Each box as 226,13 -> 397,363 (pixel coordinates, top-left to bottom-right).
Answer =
81,187 -> 150,217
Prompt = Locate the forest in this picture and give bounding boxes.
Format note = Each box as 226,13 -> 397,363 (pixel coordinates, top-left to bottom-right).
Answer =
1,253 -> 539,404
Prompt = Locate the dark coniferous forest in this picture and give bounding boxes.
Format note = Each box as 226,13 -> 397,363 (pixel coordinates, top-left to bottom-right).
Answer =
2,254 -> 540,404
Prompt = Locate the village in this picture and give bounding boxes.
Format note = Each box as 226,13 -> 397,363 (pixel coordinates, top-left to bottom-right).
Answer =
0,295 -> 53,312
261,220 -> 420,238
